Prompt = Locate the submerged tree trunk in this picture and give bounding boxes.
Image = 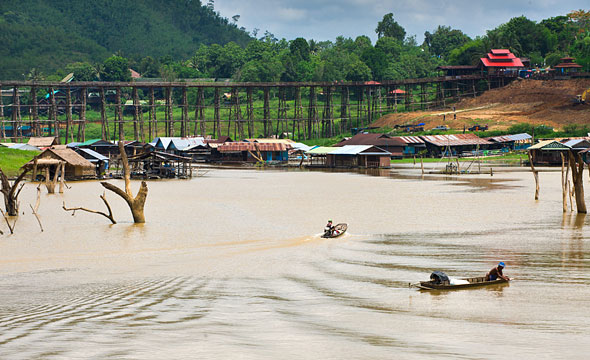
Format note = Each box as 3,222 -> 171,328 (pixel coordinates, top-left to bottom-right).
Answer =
568,151 -> 587,214
100,141 -> 148,223
0,167 -> 30,216
527,151 -> 539,200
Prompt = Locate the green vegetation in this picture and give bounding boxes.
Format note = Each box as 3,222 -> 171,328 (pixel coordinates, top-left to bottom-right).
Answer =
0,148 -> 37,177
0,0 -> 251,80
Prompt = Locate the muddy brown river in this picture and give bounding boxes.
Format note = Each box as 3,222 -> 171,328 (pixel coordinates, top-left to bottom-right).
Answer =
0,165 -> 589,359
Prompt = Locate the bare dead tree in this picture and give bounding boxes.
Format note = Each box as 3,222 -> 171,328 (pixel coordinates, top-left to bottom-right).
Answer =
568,150 -> 587,214
30,185 -> 44,231
0,208 -> 16,234
63,192 -> 116,224
0,167 -> 30,216
100,141 -> 148,223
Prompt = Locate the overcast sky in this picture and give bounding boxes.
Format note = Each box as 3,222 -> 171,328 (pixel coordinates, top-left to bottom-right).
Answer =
214,0 -> 588,43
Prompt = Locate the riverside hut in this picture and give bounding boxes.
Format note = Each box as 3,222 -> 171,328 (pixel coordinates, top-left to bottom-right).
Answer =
528,140 -> 571,166
334,133 -> 404,158
217,142 -> 291,163
23,146 -> 95,180
27,136 -> 59,149
306,147 -> 338,167
326,145 -> 391,168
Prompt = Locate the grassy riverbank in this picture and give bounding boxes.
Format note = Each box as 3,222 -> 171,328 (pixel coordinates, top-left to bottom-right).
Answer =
0,148 -> 38,177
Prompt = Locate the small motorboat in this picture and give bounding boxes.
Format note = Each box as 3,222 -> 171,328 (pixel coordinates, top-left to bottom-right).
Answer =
411,274 -> 509,290
322,223 -> 347,238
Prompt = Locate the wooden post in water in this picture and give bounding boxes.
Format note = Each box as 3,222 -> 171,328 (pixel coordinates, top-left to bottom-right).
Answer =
527,151 -> 539,200
561,153 -> 569,213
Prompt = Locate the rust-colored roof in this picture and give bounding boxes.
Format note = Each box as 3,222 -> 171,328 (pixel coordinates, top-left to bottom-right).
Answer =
218,142 -> 290,152
334,133 -> 404,147
554,62 -> 582,68
393,136 -> 425,144
420,134 -> 492,147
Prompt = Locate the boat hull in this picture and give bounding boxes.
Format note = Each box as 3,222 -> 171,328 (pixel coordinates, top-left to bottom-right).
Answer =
415,276 -> 508,290
321,223 -> 347,238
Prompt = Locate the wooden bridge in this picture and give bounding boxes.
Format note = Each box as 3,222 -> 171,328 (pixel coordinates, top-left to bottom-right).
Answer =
0,74 -> 512,143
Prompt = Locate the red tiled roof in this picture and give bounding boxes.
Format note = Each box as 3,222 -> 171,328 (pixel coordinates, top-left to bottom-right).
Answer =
486,53 -> 516,60
491,49 -> 510,55
481,57 -> 524,68
481,49 -> 524,68
389,89 -> 406,94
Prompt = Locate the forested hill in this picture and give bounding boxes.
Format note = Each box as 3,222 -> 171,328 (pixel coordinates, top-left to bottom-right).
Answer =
0,0 -> 252,80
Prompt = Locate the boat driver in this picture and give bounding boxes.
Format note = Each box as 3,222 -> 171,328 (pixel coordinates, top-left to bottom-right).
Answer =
486,262 -> 510,281
324,219 -> 334,237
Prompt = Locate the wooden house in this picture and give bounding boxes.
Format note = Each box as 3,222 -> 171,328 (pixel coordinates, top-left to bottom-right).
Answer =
326,145 -> 391,168
23,146 -> 95,180
217,142 -> 291,163
390,136 -> 427,157
554,57 -> 583,75
306,147 -> 338,167
528,140 -> 571,166
334,133 -> 404,158
485,133 -> 532,151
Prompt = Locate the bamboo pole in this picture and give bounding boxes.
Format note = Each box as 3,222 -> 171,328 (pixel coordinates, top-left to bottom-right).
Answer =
528,151 -> 539,200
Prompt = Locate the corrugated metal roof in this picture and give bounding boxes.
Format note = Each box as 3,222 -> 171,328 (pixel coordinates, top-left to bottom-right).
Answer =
8,144 -> 40,151
329,145 -> 391,155
488,133 -> 532,143
421,134 -> 492,147
528,140 -> 571,150
306,147 -> 338,155
562,139 -> 590,149
394,136 -> 425,144
77,148 -> 109,161
334,133 -> 405,147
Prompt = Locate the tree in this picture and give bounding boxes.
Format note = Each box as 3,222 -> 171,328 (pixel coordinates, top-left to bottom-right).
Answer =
139,56 -> 161,78
290,38 -> 311,62
0,167 -> 29,217
100,142 -> 148,223
361,47 -> 387,80
102,56 -> 131,82
65,62 -> 96,81
423,26 -> 471,59
376,13 -> 406,41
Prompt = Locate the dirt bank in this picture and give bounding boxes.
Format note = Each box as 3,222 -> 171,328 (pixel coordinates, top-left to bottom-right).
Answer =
373,79 -> 590,131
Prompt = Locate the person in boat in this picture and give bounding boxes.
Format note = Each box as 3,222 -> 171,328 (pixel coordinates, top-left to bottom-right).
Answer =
486,262 -> 510,281
324,219 -> 334,237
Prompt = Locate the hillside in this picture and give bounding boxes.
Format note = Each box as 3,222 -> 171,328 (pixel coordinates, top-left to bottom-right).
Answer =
0,0 -> 252,80
373,79 -> 590,131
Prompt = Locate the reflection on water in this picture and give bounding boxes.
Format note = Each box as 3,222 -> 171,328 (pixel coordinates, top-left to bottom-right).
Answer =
0,167 -> 589,359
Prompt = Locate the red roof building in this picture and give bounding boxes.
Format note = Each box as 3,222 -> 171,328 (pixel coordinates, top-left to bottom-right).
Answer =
480,49 -> 524,72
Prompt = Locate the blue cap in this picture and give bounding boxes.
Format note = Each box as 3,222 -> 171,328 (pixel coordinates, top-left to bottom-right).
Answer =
498,262 -> 505,267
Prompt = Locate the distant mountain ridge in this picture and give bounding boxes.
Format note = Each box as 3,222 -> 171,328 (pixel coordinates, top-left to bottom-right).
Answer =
0,0 -> 252,80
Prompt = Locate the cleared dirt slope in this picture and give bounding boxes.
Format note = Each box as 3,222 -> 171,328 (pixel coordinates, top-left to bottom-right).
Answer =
373,79 -> 590,131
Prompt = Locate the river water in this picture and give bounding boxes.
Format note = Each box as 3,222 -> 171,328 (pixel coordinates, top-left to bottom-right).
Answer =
0,165 -> 589,359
